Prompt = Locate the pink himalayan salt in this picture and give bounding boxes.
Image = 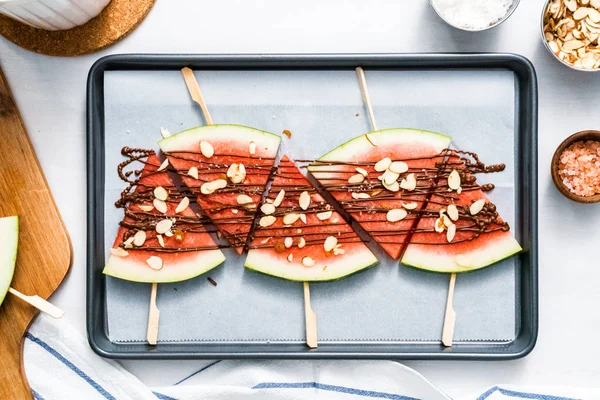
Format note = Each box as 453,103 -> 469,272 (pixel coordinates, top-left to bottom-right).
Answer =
558,140 -> 600,197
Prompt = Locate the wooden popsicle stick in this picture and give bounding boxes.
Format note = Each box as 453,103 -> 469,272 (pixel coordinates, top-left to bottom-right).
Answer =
355,67 -> 378,132
303,282 -> 318,349
146,282 -> 160,345
8,288 -> 64,319
441,273 -> 457,347
181,67 -> 214,125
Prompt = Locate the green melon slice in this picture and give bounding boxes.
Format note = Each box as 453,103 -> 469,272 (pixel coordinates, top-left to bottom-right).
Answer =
158,125 -> 281,254
103,154 -> 225,283
402,151 -> 522,273
0,216 -> 18,307
309,129 -> 451,260
245,156 -> 378,281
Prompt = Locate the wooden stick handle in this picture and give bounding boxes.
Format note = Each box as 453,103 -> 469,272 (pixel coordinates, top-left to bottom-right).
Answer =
303,281 -> 318,348
146,282 -> 160,345
181,67 -> 214,125
441,273 -> 457,347
8,288 -> 64,319
355,67 -> 378,132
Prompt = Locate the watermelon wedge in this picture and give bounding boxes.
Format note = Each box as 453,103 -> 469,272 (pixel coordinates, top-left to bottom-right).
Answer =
158,125 -> 281,254
402,151 -> 522,273
308,129 -> 451,259
245,156 -> 378,281
103,152 -> 226,283
0,216 -> 18,307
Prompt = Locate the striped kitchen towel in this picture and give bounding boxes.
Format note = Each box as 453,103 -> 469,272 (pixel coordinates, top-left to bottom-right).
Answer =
23,314 -> 600,400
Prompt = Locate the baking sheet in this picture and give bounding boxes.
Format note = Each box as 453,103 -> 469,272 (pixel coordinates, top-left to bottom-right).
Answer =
103,68 -> 518,344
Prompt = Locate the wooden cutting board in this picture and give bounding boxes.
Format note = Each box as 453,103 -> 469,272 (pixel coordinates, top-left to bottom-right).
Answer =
0,64 -> 72,399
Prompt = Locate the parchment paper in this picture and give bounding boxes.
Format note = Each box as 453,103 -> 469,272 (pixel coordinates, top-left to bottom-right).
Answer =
103,68 -> 517,343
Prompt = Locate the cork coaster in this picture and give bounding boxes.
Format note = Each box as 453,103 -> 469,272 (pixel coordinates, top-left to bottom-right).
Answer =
0,0 -> 155,57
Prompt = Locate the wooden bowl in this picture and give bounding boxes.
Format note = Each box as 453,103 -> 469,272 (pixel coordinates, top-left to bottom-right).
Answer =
551,130 -> 600,203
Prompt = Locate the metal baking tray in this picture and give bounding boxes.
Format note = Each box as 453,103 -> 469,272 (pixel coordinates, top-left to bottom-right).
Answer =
87,54 -> 538,360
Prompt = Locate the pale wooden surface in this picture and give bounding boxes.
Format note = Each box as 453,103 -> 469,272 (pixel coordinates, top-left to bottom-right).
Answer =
303,281 -> 318,349
442,273 -> 457,347
8,288 -> 65,319
146,282 -> 159,345
181,67 -> 214,125
0,65 -> 72,400
355,67 -> 378,132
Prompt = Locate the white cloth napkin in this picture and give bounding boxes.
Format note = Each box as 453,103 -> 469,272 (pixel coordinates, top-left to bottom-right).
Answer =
24,314 -> 598,400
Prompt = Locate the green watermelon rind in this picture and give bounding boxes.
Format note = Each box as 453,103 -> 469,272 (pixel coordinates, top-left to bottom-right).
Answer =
103,250 -> 226,283
0,216 -> 18,307
244,248 -> 378,282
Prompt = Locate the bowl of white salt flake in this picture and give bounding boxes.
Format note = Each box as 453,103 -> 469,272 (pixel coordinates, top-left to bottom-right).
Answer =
429,0 -> 521,31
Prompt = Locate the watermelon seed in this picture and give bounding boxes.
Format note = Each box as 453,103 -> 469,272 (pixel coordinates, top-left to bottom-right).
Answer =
175,197 -> 190,214
157,234 -> 165,248
355,167 -> 368,177
273,190 -> 286,207
284,237 -> 293,248
249,141 -> 256,155
448,170 -> 461,190
260,203 -> 276,215
283,213 -> 300,225
402,202 -> 418,210
324,236 -> 338,252
110,247 -> 129,257
374,157 -> 392,172
154,186 -> 169,201
156,219 -> 174,234
299,191 -> 311,210
299,214 -> 307,224
470,199 -> 486,216
133,230 -> 147,246
139,205 -> 154,212
157,159 -> 169,172
298,237 -> 306,248
386,209 -> 408,222
389,161 -> 409,174
446,224 -> 456,243
200,141 -> 214,158
348,173 -> 365,184
146,256 -> 163,270
287,254 -> 294,262
316,211 -> 333,221
187,167 -> 199,180
447,204 -> 459,221
259,216 -> 277,227
153,199 -> 168,214
302,257 -> 316,267
365,133 -> 378,147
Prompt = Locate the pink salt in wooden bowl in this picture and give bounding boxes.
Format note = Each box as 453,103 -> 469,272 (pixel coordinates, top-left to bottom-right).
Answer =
551,130 -> 600,204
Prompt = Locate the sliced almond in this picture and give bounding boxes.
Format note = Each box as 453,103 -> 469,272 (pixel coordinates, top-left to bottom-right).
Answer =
123,236 -> 135,249
447,204 -> 459,221
200,182 -> 215,195
589,8 -> 600,22
201,179 -> 227,194
284,237 -> 293,248
153,199 -> 167,214
352,192 -> 371,199
299,191 -> 311,210
283,213 -> 300,225
231,208 -> 239,214
324,236 -> 338,252
563,39 -> 586,50
365,133 -> 377,146
400,173 -> 417,191
316,211 -> 333,220
164,230 -> 174,237
139,205 -> 154,212
383,170 -> 399,185
156,219 -> 173,234
110,247 -> 129,257
273,189 -> 285,207
133,230 -> 147,246
470,199 -> 486,215
298,237 -> 306,248
154,186 -> 168,201
157,234 -> 165,248
249,141 -> 256,155
157,159 -> 169,172
146,256 -> 163,270
299,214 -> 307,224
259,215 -> 276,227
457,187 -> 463,195
389,161 -> 409,174
287,253 -> 294,262
383,180 -> 400,192
348,173 -> 365,184
160,127 -> 171,138
333,247 -> 345,255
200,140 -> 214,158
355,167 -> 368,177
227,163 -> 246,184
371,189 -> 383,197
302,256 -> 316,267
402,202 -> 418,210
175,197 -> 190,213
574,7 -> 590,20
237,194 -> 253,206
374,157 -> 392,172
441,214 -> 453,228
386,208 -> 407,222
448,170 -> 461,190
446,224 -> 456,243
260,203 -> 276,215
548,40 -> 560,53
188,166 -> 199,179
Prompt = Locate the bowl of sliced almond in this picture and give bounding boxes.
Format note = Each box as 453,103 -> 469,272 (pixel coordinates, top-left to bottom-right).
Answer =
542,0 -> 600,71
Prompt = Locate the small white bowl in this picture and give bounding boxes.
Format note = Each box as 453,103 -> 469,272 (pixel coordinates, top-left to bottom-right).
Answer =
0,0 -> 110,31
429,0 -> 521,32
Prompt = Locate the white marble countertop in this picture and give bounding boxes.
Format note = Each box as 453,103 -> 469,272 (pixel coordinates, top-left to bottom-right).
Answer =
1,0 -> 599,397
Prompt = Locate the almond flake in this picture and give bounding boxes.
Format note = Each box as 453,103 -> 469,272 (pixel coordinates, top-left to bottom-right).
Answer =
374,157 -> 392,172
457,187 -> 463,194
259,215 -> 277,227
187,166 -> 199,179
316,211 -> 332,220
200,140 -> 214,158
154,186 -> 168,201
434,218 -> 445,233
589,8 -> 600,22
133,230 -> 147,246
110,247 -> 129,257
273,190 -> 285,207
371,189 -> 383,197
402,202 -> 418,210
157,234 -> 165,248
469,199 -> 486,215
299,191 -> 311,210
383,171 -> 400,185
164,230 -> 174,237
389,161 -> 409,174
302,256 -> 316,267
284,237 -> 293,248
156,219 -> 173,234
298,237 -> 306,248
348,173 -> 365,184
123,236 -> 135,249
146,256 -> 163,270
231,208 -> 239,214
237,194 -> 253,206
260,237 -> 272,244
200,182 -> 215,195
399,173 -> 417,191
383,180 -> 400,192
157,159 -> 169,172
446,224 -> 456,243
299,214 -> 307,224
160,127 -> 171,138
201,179 -> 227,194
324,236 -> 338,252
283,213 -> 300,225
355,167 -> 368,177
153,199 -> 167,214
227,163 -> 246,184
352,192 -> 371,199
448,170 -> 461,190
333,247 -> 345,255
574,7 -> 590,20
441,214 -> 453,228
249,141 -> 256,155
260,203 -> 276,215
447,204 -> 459,221
139,205 -> 154,212
386,208 -> 407,222
365,133 -> 377,147
175,197 -> 190,213
563,39 -> 586,50
287,253 -> 294,262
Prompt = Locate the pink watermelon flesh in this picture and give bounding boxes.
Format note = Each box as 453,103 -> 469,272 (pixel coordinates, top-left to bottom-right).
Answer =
309,129 -> 451,260
103,154 -> 225,283
158,125 -> 281,254
401,151 -> 522,273
245,156 -> 378,281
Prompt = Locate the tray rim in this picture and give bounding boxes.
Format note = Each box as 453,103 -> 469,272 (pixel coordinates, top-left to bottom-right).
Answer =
86,53 -> 538,360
